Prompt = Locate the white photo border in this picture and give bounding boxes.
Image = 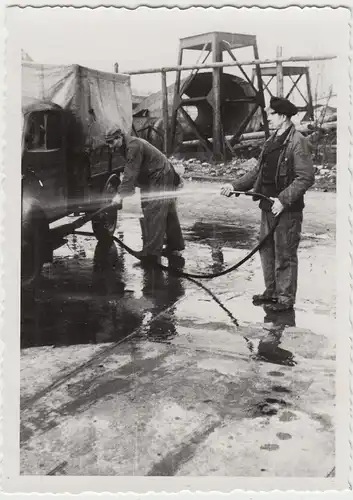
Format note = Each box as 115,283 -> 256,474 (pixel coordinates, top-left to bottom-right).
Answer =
1,0 -> 352,494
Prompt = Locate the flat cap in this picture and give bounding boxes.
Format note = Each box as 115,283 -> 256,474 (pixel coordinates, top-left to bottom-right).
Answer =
270,96 -> 298,117
105,127 -> 123,141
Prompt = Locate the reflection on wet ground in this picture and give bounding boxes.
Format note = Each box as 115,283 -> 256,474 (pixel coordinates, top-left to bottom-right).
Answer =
20,192 -> 336,477
22,214 -> 299,370
186,221 -> 256,250
22,214 -> 251,350
255,307 -> 296,366
21,229 -> 185,348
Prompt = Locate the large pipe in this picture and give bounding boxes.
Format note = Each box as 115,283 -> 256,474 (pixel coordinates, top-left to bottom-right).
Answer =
178,72 -> 258,140
133,72 -> 260,143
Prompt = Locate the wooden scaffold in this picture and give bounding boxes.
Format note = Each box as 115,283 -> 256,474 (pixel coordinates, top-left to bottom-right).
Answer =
125,49 -> 336,160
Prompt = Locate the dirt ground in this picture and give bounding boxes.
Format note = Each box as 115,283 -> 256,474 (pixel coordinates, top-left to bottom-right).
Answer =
20,181 -> 336,480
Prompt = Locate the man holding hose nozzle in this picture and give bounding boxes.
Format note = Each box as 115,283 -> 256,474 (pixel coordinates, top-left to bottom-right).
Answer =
105,128 -> 185,267
221,97 -> 315,312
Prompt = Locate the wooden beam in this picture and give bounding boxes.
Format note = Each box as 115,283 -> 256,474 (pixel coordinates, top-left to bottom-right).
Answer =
124,54 -> 337,75
253,42 -> 269,137
222,42 -> 258,95
180,33 -> 214,50
178,106 -> 213,154
289,74 -> 307,103
212,66 -> 222,159
285,73 -> 303,100
212,33 -> 222,160
161,70 -> 169,155
182,121 -> 337,146
257,65 -> 309,77
229,102 -> 260,145
224,97 -> 258,103
179,43 -> 210,96
169,48 -> 183,153
263,75 -> 275,96
305,67 -> 314,120
181,97 -> 207,105
276,46 -> 284,97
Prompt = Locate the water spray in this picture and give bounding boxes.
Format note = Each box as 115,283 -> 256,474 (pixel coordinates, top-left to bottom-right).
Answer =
138,187 -> 221,201
73,190 -> 280,354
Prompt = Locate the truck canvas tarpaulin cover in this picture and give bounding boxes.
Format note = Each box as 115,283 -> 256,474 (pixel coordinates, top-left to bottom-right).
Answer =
22,62 -> 133,149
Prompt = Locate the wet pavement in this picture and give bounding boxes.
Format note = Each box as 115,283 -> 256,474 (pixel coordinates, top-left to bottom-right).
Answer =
20,184 -> 336,477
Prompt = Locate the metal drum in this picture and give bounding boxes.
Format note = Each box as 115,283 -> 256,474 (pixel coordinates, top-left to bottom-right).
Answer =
181,71 -> 258,140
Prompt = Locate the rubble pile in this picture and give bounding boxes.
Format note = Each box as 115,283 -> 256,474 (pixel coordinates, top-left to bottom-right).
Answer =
313,164 -> 336,192
170,156 -> 258,181
170,155 -> 336,192
169,120 -> 337,192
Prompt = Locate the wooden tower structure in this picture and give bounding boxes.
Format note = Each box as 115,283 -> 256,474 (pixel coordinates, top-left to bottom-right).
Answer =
252,51 -> 314,120
169,32 -> 269,160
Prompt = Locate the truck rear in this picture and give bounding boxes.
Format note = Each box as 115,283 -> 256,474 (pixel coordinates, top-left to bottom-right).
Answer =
21,62 -> 133,287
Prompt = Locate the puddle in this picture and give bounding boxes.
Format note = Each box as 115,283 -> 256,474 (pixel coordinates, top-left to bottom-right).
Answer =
276,432 -> 292,440
260,443 -> 280,451
252,397 -> 289,417
272,385 -> 291,393
21,236 -> 185,348
268,371 -> 285,377
185,221 -> 256,250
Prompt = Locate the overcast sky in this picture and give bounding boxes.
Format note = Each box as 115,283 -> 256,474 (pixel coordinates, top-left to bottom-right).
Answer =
11,6 -> 349,104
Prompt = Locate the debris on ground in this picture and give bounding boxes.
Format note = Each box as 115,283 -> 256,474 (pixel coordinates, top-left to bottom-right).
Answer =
312,164 -> 336,192
170,156 -> 258,180
170,124 -> 337,192
170,156 -> 336,192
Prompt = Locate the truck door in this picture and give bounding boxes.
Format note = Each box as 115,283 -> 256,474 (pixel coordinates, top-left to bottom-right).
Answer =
22,109 -> 68,222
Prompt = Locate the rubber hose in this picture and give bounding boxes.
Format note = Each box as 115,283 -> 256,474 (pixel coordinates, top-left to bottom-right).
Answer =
73,191 -> 279,350
74,191 -> 280,280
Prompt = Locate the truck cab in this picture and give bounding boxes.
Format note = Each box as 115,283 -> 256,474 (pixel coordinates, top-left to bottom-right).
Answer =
21,99 -> 123,288
22,100 -> 70,222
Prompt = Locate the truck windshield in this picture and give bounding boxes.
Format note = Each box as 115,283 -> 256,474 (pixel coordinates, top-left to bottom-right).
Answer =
24,111 -> 62,151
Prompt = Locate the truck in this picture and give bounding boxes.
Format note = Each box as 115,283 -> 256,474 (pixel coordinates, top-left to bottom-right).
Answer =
21,62 -> 133,287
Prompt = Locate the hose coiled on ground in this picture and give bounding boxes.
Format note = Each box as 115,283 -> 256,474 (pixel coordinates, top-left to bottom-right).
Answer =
74,191 -> 281,352
75,191 -> 280,280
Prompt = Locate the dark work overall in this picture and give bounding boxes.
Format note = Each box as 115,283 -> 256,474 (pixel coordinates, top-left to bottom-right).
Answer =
140,169 -> 185,257
118,136 -> 185,258
259,128 -> 303,306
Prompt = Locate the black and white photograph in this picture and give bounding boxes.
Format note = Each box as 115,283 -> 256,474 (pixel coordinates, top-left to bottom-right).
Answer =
1,0 -> 352,493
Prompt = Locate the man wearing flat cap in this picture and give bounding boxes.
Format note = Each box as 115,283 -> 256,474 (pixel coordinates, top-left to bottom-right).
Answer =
106,128 -> 185,266
221,96 -> 315,312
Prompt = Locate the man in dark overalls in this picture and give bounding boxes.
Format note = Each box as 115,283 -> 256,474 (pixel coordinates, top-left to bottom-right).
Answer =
106,128 -> 185,266
221,97 -> 315,312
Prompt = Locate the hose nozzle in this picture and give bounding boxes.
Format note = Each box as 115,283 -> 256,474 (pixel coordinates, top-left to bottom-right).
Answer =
230,191 -> 274,203
112,193 -> 123,210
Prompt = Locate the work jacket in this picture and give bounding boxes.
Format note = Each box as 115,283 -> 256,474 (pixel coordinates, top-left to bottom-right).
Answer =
232,125 -> 315,210
118,136 -> 177,198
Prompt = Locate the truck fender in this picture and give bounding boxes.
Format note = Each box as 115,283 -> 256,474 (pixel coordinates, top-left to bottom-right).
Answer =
22,168 -> 44,187
22,169 -> 44,200
22,198 -> 52,270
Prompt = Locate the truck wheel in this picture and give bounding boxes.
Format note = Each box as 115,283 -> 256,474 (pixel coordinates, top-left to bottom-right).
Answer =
21,206 -> 49,288
92,175 -> 119,242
